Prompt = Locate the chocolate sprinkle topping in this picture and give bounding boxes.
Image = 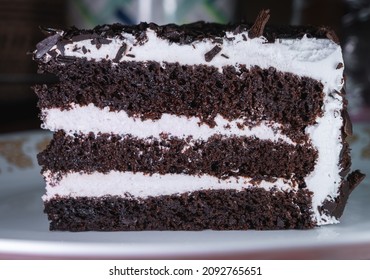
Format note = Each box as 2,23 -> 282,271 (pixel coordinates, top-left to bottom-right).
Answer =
35,33 -> 61,59
321,170 -> 365,219
348,170 -> 366,191
342,110 -> 353,136
113,43 -> 127,63
248,9 -> 271,39
33,20 -> 346,62
321,27 -> 340,44
336,62 -> 344,69
82,46 -> 87,54
91,37 -> 112,50
204,45 -> 222,62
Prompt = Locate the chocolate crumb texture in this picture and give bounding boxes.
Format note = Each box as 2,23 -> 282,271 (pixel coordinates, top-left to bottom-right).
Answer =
44,188 -> 315,231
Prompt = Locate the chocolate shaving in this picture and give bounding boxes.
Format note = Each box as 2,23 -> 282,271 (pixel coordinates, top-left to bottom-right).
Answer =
72,33 -> 99,42
233,25 -> 244,35
342,110 -> 353,136
322,170 -> 365,219
336,62 -> 344,69
35,33 -> 61,59
55,55 -> 76,63
242,34 -> 247,41
212,38 -> 223,44
325,30 -> 340,44
204,45 -> 222,62
136,31 -> 148,45
126,54 -> 135,58
113,43 -> 127,63
221,53 -> 229,59
318,27 -> 340,44
82,46 -> 87,54
348,170 -> 366,191
249,9 -> 270,39
91,37 -> 112,50
320,184 -> 349,219
56,40 -> 66,56
39,26 -> 61,35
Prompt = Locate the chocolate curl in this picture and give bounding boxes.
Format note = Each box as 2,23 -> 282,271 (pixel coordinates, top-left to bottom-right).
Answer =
319,27 -> 340,44
348,170 -> 366,192
342,110 -> 353,136
204,45 -> 222,62
39,26 -> 61,35
249,9 -> 270,39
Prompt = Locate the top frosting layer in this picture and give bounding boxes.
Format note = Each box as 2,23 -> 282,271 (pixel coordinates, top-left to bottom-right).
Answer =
34,22 -> 344,94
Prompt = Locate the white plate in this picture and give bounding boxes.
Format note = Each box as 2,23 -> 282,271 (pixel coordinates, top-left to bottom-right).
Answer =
0,127 -> 369,259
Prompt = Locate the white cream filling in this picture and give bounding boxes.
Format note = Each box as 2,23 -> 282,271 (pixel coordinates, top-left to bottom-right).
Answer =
41,103 -> 294,144
42,170 -> 297,201
53,29 -> 344,93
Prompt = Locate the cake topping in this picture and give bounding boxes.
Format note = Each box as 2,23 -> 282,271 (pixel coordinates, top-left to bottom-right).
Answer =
348,170 -> 366,191
204,45 -> 222,62
248,9 -> 270,39
319,27 -> 340,44
336,62 -> 344,69
91,37 -> 112,50
35,33 -> 61,59
342,110 -> 353,136
113,43 -> 127,63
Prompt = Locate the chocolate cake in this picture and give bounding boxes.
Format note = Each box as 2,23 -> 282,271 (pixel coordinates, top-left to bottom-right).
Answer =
33,10 -> 365,231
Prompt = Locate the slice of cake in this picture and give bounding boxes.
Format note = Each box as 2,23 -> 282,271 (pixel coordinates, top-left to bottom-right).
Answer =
33,10 -> 364,231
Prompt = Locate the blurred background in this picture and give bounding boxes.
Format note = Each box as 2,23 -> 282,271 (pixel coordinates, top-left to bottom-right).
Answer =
0,0 -> 369,133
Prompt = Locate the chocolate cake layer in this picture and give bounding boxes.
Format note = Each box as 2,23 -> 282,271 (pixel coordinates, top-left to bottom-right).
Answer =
38,131 -> 317,181
44,188 -> 315,231
35,60 -> 324,131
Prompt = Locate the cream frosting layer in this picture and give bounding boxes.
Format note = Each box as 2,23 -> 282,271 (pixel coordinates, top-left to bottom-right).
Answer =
42,170 -> 297,201
41,103 -> 295,144
43,29 -> 344,94
305,92 -> 343,225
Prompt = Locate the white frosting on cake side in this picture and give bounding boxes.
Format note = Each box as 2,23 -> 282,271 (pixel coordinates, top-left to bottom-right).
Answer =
41,103 -> 295,144
305,93 -> 343,225
42,170 -> 297,201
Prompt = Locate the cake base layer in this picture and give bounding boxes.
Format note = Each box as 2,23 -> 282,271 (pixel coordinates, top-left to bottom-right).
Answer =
44,188 -> 314,231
